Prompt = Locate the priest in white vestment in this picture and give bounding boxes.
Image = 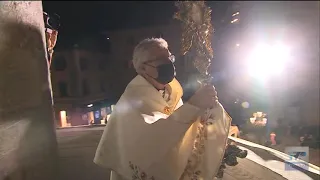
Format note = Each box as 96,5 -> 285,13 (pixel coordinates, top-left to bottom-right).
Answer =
94,38 -> 230,180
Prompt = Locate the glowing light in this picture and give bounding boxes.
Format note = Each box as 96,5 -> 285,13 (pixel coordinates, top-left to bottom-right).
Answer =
107,37 -> 110,40
257,112 -> 263,117
232,12 -> 240,16
250,112 -> 267,126
250,118 -> 256,124
231,19 -> 239,23
241,102 -> 250,108
236,43 -> 240,47
87,104 -> 93,108
60,111 -> 67,127
247,43 -> 290,81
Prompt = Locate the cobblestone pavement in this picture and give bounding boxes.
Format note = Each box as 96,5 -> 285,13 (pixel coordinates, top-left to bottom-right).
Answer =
56,127 -> 319,180
57,127 -> 109,180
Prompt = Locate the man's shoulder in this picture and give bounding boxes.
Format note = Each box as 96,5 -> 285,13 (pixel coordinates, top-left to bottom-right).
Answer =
119,86 -> 147,105
123,82 -> 156,99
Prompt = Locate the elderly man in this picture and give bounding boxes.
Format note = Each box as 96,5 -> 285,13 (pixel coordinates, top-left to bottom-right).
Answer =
94,38 -> 225,180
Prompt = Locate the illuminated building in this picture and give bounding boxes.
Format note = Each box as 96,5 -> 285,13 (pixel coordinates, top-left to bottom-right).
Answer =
51,35 -> 115,127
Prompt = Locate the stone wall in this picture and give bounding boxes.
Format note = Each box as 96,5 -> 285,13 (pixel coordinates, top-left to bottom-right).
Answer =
0,1 -> 58,179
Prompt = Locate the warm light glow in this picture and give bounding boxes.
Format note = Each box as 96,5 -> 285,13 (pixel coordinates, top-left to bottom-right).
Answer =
231,19 -> 239,23
250,111 -> 267,126
250,117 -> 256,124
87,104 -> 93,108
257,112 -> 263,117
89,111 -> 94,124
101,107 -> 107,117
241,101 -> 250,108
247,42 -> 290,81
236,43 -> 240,47
232,12 -> 240,16
60,111 -> 67,127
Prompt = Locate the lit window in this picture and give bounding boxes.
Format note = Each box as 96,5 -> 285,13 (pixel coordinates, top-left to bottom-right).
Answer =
60,111 -> 67,127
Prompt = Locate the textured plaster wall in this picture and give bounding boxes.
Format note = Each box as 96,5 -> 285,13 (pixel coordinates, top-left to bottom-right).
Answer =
0,1 -> 58,179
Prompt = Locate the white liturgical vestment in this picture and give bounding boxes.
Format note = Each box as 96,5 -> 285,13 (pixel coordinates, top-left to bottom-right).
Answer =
94,75 -> 231,180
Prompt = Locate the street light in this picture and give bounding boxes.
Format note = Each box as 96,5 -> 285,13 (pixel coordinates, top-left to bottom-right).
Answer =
246,42 -> 291,143
246,42 -> 290,82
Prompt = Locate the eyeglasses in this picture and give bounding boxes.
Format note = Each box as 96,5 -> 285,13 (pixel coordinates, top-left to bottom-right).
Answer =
149,54 -> 175,63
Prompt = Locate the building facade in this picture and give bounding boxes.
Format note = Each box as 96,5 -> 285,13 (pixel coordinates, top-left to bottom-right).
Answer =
51,44 -> 114,127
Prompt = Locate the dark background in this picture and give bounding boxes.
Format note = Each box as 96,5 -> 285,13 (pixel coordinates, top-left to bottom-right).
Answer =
42,1 -> 232,48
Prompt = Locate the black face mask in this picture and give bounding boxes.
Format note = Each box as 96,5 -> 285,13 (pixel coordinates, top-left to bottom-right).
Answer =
148,63 -> 176,84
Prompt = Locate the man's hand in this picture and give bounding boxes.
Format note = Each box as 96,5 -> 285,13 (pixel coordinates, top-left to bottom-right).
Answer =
229,126 -> 240,138
187,85 -> 218,109
46,30 -> 58,51
46,30 -> 58,64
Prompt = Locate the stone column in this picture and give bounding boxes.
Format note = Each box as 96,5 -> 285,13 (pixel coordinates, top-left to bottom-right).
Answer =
0,1 -> 58,180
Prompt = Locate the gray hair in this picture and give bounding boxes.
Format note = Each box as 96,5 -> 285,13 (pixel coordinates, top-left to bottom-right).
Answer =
132,38 -> 168,71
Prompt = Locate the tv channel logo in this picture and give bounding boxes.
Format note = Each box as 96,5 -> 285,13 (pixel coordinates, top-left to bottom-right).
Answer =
285,146 -> 309,171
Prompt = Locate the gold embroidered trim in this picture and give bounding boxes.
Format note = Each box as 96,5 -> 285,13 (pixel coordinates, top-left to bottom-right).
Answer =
129,161 -> 155,180
163,106 -> 171,115
180,119 -> 208,179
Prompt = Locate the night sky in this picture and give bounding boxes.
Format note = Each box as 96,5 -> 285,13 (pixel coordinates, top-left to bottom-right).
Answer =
42,1 -> 232,47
